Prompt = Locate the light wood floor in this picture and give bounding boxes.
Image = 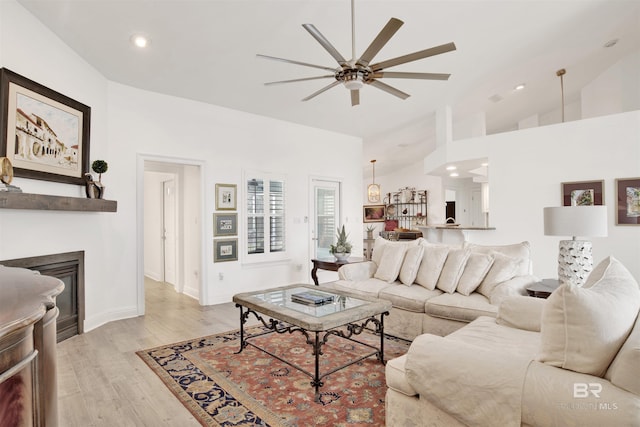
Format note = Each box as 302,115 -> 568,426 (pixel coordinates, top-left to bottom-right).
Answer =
57,277 -> 255,426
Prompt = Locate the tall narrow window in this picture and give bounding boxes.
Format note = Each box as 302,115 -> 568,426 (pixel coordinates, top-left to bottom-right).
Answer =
246,173 -> 286,260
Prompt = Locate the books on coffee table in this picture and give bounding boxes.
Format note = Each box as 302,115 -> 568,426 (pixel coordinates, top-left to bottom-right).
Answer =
291,291 -> 335,306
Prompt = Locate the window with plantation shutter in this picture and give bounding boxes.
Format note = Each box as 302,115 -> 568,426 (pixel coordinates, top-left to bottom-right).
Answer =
246,172 -> 286,261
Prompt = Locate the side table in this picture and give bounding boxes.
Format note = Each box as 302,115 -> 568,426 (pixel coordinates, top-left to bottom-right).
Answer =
311,257 -> 366,285
526,279 -> 561,299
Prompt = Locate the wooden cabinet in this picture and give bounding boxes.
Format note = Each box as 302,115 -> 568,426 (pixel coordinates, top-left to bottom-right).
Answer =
0,265 -> 64,427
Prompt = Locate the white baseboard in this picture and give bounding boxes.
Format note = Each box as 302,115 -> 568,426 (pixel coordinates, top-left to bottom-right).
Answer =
83,306 -> 139,333
182,285 -> 199,300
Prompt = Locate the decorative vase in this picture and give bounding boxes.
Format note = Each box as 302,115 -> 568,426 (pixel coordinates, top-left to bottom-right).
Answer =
333,252 -> 350,262
366,231 -> 374,239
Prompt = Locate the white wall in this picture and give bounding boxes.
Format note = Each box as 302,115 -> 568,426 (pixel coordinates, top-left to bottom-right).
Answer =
459,111 -> 640,282
0,0 -> 363,330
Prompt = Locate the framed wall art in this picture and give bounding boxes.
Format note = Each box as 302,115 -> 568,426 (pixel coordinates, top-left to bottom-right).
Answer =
0,68 -> 90,185
363,205 -> 385,222
615,177 -> 640,225
215,183 -> 237,210
214,238 -> 238,262
561,180 -> 604,206
213,213 -> 237,236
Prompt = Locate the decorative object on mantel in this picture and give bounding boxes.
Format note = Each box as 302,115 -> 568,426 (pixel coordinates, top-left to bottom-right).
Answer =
543,205 -> 608,286
616,177 -> 640,225
0,156 -> 21,192
84,159 -> 108,199
330,225 -> 352,261
367,159 -> 381,203
0,68 -> 91,185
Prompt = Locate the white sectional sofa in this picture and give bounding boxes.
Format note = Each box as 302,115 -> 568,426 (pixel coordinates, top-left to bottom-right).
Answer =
322,237 -> 538,340
385,256 -> 640,426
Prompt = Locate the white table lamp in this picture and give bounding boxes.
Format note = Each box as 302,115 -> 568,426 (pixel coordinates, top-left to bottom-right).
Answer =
543,206 -> 607,286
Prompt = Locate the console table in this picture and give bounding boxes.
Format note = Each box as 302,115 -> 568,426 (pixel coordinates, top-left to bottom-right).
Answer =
311,257 -> 365,285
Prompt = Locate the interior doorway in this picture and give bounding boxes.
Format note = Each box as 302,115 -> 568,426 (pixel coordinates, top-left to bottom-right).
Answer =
137,155 -> 205,315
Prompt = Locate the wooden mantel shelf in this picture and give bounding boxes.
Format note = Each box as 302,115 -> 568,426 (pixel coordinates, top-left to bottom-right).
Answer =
0,192 -> 117,212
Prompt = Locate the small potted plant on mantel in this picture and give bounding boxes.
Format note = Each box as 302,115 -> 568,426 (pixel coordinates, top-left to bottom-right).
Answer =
365,225 -> 376,240
329,225 -> 352,262
84,160 -> 108,199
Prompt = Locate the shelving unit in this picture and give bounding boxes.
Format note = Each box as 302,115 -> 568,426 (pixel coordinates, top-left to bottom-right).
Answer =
382,189 -> 427,240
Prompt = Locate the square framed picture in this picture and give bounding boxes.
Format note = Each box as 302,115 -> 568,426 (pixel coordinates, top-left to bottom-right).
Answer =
363,205 -> 386,222
561,180 -> 604,206
0,68 -> 91,185
214,238 -> 238,262
215,183 -> 237,210
213,213 -> 237,236
616,177 -> 640,225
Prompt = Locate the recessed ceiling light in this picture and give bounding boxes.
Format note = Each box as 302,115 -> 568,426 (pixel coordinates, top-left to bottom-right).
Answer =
481,162 -> 489,167
446,165 -> 457,171
131,34 -> 150,48
514,83 -> 526,91
449,172 -> 459,177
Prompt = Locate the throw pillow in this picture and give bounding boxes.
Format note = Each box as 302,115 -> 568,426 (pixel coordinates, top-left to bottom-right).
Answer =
436,248 -> 471,293
399,245 -> 425,286
415,244 -> 450,290
537,256 -> 640,377
456,252 -> 495,296
476,252 -> 523,298
465,241 -> 531,275
371,236 -> 388,266
374,244 -> 408,283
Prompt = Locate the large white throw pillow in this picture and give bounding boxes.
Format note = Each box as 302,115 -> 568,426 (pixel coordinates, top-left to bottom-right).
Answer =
436,248 -> 471,293
456,252 -> 495,296
476,252 -> 524,298
399,245 -> 425,286
537,256 -> 640,377
415,244 -> 450,290
374,243 -> 408,283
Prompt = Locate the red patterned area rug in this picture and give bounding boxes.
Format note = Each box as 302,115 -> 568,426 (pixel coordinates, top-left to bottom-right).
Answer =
137,325 -> 410,426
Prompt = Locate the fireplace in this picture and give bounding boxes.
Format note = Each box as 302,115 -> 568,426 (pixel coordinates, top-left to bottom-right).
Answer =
1,251 -> 84,342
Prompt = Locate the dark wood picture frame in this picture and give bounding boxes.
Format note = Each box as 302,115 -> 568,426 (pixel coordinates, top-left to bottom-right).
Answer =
561,180 -> 604,206
214,238 -> 238,262
213,213 -> 237,236
0,68 -> 91,185
615,177 -> 640,226
363,205 -> 385,222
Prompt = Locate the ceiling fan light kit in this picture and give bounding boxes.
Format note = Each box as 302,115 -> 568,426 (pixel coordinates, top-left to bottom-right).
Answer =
258,0 -> 456,106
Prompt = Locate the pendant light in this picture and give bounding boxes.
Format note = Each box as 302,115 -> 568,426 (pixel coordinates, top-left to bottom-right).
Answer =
556,68 -> 566,123
367,160 -> 381,203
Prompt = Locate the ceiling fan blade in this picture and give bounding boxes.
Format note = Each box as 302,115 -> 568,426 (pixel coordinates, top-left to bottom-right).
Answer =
369,80 -> 410,100
370,42 -> 456,72
302,80 -> 342,101
373,71 -> 450,80
356,18 -> 403,67
351,89 -> 360,106
257,54 -> 337,72
265,75 -> 335,86
302,24 -> 348,66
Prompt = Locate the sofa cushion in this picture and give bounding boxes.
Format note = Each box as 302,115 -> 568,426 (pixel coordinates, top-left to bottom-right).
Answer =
436,249 -> 471,293
379,283 -> 443,312
476,252 -> 526,298
465,241 -> 530,276
374,244 -> 407,283
415,244 -> 450,290
456,252 -> 494,296
371,236 -> 421,267
426,292 -> 498,322
448,316 -> 540,357
385,355 -> 417,396
496,295 -> 545,332
322,278 -> 392,299
605,313 -> 640,395
537,256 -> 640,377
399,245 -> 424,286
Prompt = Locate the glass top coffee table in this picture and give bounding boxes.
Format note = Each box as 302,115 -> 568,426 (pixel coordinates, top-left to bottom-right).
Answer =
232,284 -> 392,402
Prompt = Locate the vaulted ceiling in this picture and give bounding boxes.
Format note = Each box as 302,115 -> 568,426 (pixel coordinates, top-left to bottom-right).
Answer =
18,0 -> 640,177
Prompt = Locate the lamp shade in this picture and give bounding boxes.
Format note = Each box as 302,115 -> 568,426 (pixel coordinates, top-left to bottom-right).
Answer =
543,206 -> 608,238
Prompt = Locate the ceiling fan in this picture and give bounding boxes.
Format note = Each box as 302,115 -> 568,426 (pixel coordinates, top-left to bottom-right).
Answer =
257,0 -> 456,106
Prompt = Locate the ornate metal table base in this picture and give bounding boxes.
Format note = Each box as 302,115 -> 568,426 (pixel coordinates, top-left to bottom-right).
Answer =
235,304 -> 389,402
